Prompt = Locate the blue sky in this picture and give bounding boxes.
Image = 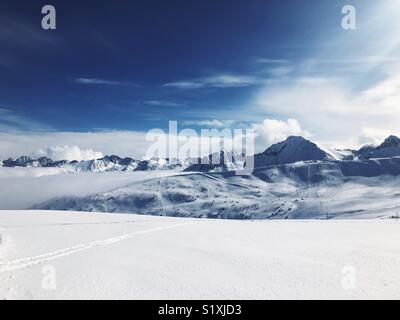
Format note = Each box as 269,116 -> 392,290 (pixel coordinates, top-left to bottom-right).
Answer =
1,0 -> 400,158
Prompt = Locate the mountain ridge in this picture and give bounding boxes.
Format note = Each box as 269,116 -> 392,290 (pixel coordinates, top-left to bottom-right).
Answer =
2,135 -> 400,173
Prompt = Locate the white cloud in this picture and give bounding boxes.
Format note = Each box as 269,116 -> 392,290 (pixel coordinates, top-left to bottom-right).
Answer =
256,77 -> 350,115
164,74 -> 257,89
360,75 -> 400,113
356,127 -> 399,147
35,145 -> 103,161
251,118 -> 310,150
0,108 -> 49,132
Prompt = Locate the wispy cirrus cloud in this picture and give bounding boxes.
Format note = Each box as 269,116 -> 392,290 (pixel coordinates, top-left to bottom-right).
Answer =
163,74 -> 258,89
74,78 -> 138,87
143,100 -> 184,107
0,108 -> 50,132
182,119 -> 237,128
0,17 -> 61,50
255,58 -> 290,64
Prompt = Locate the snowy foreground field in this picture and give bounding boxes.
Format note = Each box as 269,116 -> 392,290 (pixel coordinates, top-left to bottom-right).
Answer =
0,210 -> 399,300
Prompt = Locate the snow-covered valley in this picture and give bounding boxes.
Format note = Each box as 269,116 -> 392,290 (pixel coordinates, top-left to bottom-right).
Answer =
33,165 -> 400,219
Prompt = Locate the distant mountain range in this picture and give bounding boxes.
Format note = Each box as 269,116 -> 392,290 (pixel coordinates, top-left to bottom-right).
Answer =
3,134 -> 399,219
2,135 -> 400,173
0,154 -> 189,172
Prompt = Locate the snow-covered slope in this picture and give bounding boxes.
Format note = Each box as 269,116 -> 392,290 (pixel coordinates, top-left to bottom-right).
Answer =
317,144 -> 355,161
0,169 -> 179,210
0,210 -> 399,299
37,157 -> 400,219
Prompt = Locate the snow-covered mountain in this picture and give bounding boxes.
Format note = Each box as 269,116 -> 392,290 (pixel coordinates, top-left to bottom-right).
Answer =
2,156 -> 68,168
135,157 -> 193,171
73,155 -> 140,172
252,136 -> 335,168
357,135 -> 400,159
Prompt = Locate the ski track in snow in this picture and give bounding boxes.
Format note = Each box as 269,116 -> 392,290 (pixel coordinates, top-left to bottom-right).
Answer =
0,221 -> 192,272
157,177 -> 167,216
0,220 -> 138,228
159,176 -> 175,216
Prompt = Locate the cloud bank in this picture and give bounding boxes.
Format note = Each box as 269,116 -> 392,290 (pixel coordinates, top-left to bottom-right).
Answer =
0,131 -> 149,160
0,116 -> 315,161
